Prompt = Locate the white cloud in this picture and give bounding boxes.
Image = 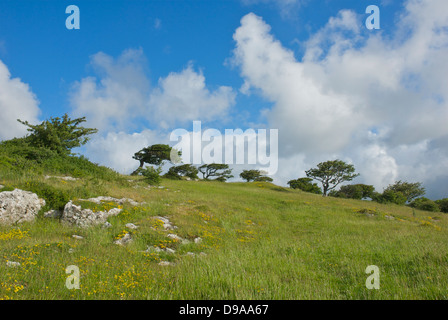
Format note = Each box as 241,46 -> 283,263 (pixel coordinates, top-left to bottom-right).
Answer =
70,48 -> 149,133
70,50 -> 236,173
0,60 -> 40,141
231,1 -> 448,198
84,129 -> 163,174
148,64 -> 236,129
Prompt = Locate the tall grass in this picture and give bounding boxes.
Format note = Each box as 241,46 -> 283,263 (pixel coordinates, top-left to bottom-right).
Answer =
1,176 -> 447,299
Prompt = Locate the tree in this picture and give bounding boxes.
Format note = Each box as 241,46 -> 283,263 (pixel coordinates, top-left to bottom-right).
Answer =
371,190 -> 407,205
305,160 -> 359,196
240,169 -> 273,182
17,114 -> 98,155
198,163 -> 233,182
132,144 -> 180,174
330,184 -> 375,200
383,180 -> 425,203
435,199 -> 448,213
164,164 -> 198,180
287,177 -> 322,195
409,197 -> 439,212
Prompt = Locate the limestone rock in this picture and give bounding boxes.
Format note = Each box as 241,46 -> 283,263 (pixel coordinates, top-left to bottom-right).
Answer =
103,221 -> 112,229
114,233 -> 133,246
0,189 -> 46,225
44,209 -> 62,219
61,201 -> 123,228
6,261 -> 21,268
194,237 -> 203,244
81,196 -> 142,207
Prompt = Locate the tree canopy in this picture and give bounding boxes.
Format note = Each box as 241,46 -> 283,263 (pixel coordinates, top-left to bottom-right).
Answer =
240,169 -> 273,182
329,184 -> 375,200
287,177 -> 322,195
17,114 -> 98,155
164,164 -> 199,180
198,163 -> 233,182
133,144 -> 180,171
383,180 -> 425,203
305,160 -> 359,196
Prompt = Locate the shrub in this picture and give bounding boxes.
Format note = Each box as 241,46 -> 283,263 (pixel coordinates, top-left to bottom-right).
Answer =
140,166 -> 162,185
18,181 -> 70,211
372,190 -> 407,205
435,198 -> 448,213
287,178 -> 322,195
409,197 -> 440,212
331,184 -> 375,200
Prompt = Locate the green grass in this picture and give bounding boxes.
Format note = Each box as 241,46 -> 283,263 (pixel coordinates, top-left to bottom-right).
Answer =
1,173 -> 447,300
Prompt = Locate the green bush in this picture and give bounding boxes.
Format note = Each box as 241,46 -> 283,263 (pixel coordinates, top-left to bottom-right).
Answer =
140,166 -> 162,186
18,181 -> 70,211
372,190 -> 407,205
409,197 -> 440,212
287,178 -> 322,195
435,199 -> 448,213
331,184 -> 375,199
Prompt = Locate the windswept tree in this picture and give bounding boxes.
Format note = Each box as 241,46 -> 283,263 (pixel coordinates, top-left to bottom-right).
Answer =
132,144 -> 180,174
17,114 -> 98,155
383,180 -> 425,203
164,164 -> 198,180
305,160 -> 359,196
240,169 -> 273,182
199,163 -> 233,182
287,177 -> 322,195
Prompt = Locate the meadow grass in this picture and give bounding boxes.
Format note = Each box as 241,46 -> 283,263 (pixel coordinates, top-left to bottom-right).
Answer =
0,177 -> 447,300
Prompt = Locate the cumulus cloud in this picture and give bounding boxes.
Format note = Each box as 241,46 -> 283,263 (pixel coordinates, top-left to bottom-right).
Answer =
70,48 -> 149,132
83,129 -> 164,174
70,49 -> 235,173
148,64 -> 236,129
231,0 -> 448,198
0,60 -> 41,141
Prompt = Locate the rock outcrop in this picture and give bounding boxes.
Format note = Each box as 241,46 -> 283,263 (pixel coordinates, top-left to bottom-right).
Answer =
0,189 -> 46,225
61,201 -> 123,228
81,196 -> 142,207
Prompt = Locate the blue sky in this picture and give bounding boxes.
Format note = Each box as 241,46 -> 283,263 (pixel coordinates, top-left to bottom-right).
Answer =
0,0 -> 447,199
0,0 -> 399,120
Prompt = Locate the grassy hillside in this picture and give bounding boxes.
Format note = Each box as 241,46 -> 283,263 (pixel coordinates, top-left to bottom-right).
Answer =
0,153 -> 447,299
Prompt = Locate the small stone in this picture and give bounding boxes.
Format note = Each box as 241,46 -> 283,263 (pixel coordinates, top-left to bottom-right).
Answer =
6,261 -> 21,268
186,252 -> 195,256
153,216 -> 170,224
114,233 -> 132,246
167,233 -> 181,240
146,246 -> 162,253
72,235 -> 84,240
125,223 -> 138,230
199,252 -> 207,256
385,215 -> 395,220
44,209 -> 62,219
194,237 -> 203,244
164,248 -> 176,254
103,222 -> 112,229
158,261 -> 173,266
